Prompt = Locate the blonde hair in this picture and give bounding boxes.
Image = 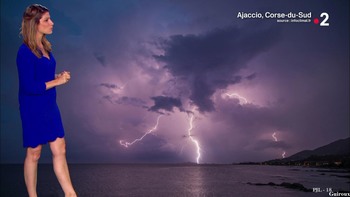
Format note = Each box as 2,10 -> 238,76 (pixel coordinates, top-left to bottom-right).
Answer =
20,4 -> 52,58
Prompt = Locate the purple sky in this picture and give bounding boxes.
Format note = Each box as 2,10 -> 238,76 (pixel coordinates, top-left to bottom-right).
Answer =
1,0 -> 349,164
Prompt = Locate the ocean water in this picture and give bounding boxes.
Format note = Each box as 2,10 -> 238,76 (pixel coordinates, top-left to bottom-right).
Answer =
1,164 -> 349,197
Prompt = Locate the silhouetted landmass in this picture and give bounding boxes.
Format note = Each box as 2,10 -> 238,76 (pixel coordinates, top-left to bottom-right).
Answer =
239,137 -> 350,168
286,137 -> 350,161
247,182 -> 313,192
264,154 -> 350,168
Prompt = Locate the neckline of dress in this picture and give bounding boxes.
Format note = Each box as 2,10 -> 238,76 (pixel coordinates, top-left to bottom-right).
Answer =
42,55 -> 50,60
41,52 -> 51,60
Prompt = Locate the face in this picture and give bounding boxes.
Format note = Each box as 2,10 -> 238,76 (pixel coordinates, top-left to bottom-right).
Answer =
37,12 -> 54,35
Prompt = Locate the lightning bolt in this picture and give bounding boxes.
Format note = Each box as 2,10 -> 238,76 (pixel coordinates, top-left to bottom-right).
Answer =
187,114 -> 201,164
119,109 -> 201,163
272,131 -> 287,159
272,132 -> 278,142
225,93 -> 248,105
119,115 -> 162,148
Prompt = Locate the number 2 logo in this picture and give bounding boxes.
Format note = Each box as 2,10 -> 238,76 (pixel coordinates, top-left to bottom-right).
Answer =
320,12 -> 329,26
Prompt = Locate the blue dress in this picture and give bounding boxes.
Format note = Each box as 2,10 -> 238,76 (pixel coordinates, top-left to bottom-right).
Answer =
17,44 -> 65,148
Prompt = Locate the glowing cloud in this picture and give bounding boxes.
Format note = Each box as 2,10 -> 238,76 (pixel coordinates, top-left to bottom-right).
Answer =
225,93 -> 248,105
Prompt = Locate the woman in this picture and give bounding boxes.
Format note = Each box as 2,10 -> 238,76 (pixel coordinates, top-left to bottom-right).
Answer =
17,4 -> 77,197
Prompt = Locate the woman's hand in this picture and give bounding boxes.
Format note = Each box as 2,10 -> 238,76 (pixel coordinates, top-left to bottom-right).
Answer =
56,71 -> 71,85
46,71 -> 71,90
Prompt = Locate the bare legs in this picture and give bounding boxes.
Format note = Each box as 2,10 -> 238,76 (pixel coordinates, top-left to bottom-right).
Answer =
49,137 -> 77,197
24,138 -> 77,197
24,145 -> 42,197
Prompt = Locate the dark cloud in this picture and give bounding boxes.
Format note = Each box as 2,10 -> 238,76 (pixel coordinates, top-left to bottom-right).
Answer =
100,83 -> 148,108
100,83 -> 121,89
245,73 -> 257,80
102,95 -> 147,108
94,53 -> 107,67
149,96 -> 184,113
117,96 -> 148,108
155,26 -> 279,112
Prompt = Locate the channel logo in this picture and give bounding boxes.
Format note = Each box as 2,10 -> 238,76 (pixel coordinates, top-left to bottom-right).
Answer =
314,12 -> 330,26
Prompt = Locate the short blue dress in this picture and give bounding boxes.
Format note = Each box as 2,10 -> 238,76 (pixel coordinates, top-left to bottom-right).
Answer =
17,44 -> 65,148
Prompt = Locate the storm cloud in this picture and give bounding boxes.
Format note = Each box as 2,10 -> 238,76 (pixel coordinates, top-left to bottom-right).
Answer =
149,96 -> 184,113
154,26 -> 279,112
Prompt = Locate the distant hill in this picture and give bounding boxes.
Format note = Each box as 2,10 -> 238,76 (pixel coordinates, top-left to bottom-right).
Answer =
261,137 -> 350,168
285,137 -> 350,162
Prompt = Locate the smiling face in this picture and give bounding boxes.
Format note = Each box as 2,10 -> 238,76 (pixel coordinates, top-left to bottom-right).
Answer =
37,12 -> 54,35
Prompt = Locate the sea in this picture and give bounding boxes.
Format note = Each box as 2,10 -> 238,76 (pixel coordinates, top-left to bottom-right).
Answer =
1,164 -> 349,197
